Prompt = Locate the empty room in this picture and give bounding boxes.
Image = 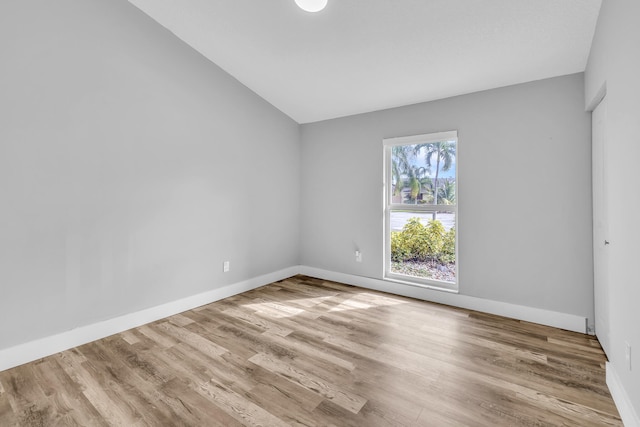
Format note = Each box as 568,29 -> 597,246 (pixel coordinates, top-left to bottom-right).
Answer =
1,0 -> 638,425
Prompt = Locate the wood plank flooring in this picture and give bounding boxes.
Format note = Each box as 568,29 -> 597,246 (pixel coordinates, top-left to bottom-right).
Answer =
0,275 -> 622,426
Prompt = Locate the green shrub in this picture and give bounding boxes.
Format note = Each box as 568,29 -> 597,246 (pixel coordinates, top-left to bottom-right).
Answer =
390,231 -> 407,261
402,217 -> 430,259
424,219 -> 445,256
439,226 -> 456,263
391,217 -> 455,264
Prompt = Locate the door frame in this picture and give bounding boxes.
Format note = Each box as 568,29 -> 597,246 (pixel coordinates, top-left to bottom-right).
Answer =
592,95 -> 610,356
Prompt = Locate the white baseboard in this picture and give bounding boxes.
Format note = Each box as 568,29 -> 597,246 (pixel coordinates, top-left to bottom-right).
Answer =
0,266 -> 298,372
607,362 -> 640,427
0,265 -> 590,373
299,266 -> 588,334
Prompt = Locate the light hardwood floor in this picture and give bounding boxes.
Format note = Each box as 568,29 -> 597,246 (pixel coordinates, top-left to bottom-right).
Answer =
0,275 -> 622,426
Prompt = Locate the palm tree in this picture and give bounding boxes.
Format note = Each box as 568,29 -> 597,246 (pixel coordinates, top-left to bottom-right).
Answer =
392,146 -> 429,204
438,180 -> 456,205
419,176 -> 435,203
417,142 -> 455,205
404,165 -> 428,204
391,145 -> 412,198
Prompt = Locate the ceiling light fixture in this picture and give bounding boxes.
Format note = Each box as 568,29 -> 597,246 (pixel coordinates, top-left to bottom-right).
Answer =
295,0 -> 327,13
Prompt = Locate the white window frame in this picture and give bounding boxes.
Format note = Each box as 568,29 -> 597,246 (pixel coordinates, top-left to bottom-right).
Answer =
383,131 -> 459,292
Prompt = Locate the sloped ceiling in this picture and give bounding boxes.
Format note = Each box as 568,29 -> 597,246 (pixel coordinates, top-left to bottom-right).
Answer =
128,0 -> 601,123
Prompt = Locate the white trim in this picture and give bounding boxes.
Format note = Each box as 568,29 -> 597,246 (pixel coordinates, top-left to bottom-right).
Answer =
388,203 -> 456,212
607,362 -> 640,427
0,265 -> 592,372
383,274 -> 458,293
299,266 -> 588,333
0,266 -> 298,372
383,131 -> 459,291
383,130 -> 458,147
586,81 -> 607,112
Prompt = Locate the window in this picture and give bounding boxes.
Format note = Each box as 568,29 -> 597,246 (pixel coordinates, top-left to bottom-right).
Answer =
384,131 -> 458,291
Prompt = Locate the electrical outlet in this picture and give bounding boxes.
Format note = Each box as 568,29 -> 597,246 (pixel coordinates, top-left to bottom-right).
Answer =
223,261 -> 230,273
625,342 -> 632,371
355,251 -> 362,262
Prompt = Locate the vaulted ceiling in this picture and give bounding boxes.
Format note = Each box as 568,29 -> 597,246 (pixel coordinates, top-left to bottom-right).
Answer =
128,0 -> 601,123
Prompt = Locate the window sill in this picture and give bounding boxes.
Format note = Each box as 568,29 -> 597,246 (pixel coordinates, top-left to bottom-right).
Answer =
383,274 -> 459,294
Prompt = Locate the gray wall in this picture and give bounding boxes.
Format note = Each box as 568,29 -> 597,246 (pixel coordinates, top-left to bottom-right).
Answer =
300,74 -> 594,321
586,0 -> 640,417
0,0 -> 300,350
0,0 -> 605,388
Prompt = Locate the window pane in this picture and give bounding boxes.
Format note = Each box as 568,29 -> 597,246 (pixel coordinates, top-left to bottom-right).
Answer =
389,210 -> 456,283
390,141 -> 456,206
390,211 -> 455,233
